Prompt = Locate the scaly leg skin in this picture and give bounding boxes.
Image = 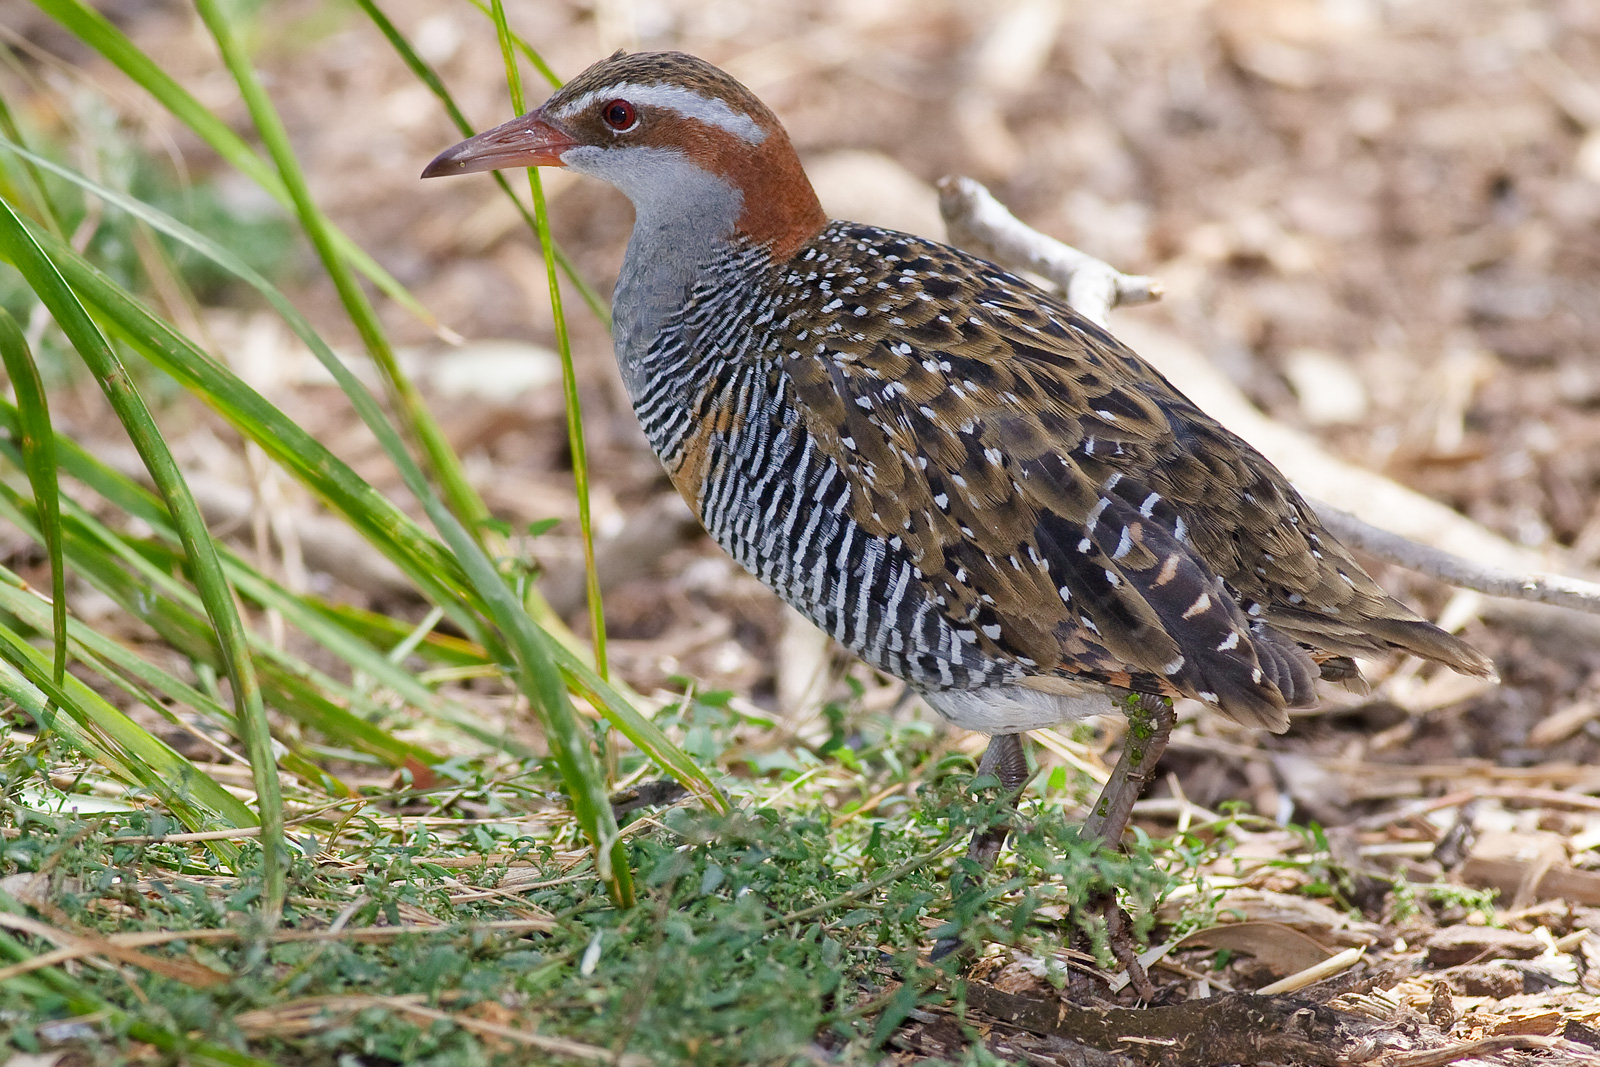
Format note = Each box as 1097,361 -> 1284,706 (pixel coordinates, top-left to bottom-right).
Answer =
961,732 -> 1030,873
1077,693 -> 1176,1001
1081,693 -> 1176,847
931,732 -> 1029,961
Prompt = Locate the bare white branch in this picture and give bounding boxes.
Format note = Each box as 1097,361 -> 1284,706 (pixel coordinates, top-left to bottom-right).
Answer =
936,176 -> 1160,327
1312,504 -> 1600,616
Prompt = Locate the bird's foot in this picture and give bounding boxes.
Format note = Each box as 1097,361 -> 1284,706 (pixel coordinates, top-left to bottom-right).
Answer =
1066,893 -> 1156,1000
934,698 -> 1174,967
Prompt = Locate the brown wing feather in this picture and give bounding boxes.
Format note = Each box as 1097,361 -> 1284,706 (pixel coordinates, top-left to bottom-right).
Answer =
774,226 -> 1490,728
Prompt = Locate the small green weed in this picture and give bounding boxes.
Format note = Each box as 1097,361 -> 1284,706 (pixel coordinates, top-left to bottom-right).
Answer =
1,743 -> 1197,1065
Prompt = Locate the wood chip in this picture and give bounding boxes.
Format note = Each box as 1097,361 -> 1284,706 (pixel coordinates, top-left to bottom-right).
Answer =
1425,926 -> 1547,969
1461,829 -> 1600,907
1529,700 -> 1600,748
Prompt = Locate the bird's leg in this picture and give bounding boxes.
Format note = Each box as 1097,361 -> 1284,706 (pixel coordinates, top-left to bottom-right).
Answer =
1081,693 -> 1175,847
932,732 -> 1030,961
1076,692 -> 1175,999
960,732 -> 1031,874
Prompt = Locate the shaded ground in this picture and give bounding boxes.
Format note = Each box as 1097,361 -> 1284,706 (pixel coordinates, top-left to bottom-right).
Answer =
4,0 -> 1600,1061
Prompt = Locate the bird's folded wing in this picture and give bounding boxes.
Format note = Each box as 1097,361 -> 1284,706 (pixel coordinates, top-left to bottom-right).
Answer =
773,238 -> 1299,727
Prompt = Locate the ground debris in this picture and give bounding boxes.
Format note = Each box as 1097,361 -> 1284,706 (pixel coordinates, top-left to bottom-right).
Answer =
963,986 -> 1392,1066
1426,927 -> 1549,969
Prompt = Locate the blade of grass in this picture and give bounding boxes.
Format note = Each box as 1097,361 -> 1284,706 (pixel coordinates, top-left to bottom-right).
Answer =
486,2 -> 608,688
0,91 -> 65,238
26,0 -> 442,334
462,0 -> 564,88
272,598 -> 487,669
0,652 -> 141,799
386,606 -> 445,665
0,142 -> 726,812
351,0 -> 611,328
0,415 -> 521,755
0,184 -> 484,634
0,561 -> 234,734
0,308 -> 66,685
0,136 -> 501,625
342,4 -> 615,670
192,0 -> 488,545
0,624 -> 253,851
560,661 -> 730,815
0,196 -> 283,919
0,474 -> 444,771
413,470 -> 635,905
369,0 -> 615,664
0,562 -> 347,795
0,241 -> 630,863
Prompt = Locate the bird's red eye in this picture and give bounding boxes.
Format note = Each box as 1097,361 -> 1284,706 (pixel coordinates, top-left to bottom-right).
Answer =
602,99 -> 637,130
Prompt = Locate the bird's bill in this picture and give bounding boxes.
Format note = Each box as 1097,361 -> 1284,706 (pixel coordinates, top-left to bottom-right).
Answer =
421,111 -> 576,178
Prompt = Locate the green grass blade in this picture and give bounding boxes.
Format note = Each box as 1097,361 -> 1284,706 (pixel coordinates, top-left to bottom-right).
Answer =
0,414 -> 504,753
0,140 -> 485,632
352,0 -> 611,327
557,651 -> 731,815
463,0 -> 564,87
0,92 -> 65,238
0,560 -> 239,733
387,606 -> 445,665
393,21 -> 718,804
0,621 -> 253,848
0,187 -> 484,636
530,167 -> 609,679
224,569 -> 537,756
0,138 -> 726,809
417,481 -> 635,906
0,307 -> 65,684
0,473 -> 442,771
0,196 -> 283,918
192,0 -> 489,546
27,0 -> 440,332
0,560 -> 347,796
0,134 -> 491,620
485,3 -> 608,684
0,650 -> 140,793
301,600 -> 487,668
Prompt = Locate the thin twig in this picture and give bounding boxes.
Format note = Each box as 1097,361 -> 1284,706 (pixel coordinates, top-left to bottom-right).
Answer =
0,917 -> 558,985
936,175 -> 1161,327
1257,946 -> 1366,996
1313,503 -> 1600,617
0,911 -> 229,987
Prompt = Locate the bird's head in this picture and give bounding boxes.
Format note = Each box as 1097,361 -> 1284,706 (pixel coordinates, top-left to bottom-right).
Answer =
423,51 -> 827,258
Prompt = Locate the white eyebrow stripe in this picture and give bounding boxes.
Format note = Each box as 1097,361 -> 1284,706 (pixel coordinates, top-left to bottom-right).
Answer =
555,82 -> 767,144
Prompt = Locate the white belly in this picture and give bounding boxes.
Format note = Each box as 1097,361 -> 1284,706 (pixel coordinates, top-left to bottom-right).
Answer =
922,681 -> 1115,734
